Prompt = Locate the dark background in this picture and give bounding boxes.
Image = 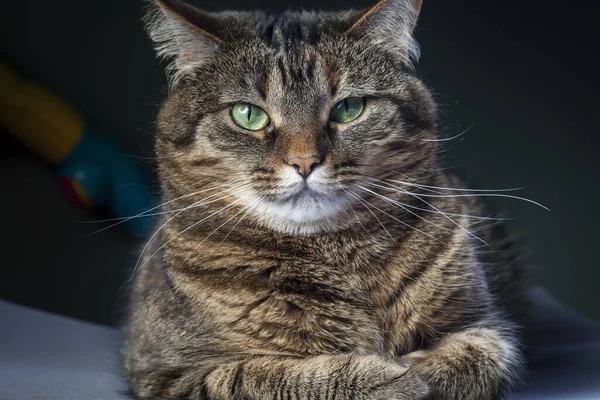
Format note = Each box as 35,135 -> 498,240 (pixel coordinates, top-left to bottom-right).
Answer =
0,0 -> 598,325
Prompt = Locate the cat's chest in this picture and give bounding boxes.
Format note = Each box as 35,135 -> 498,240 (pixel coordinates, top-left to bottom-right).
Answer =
228,291 -> 384,355
188,258 -> 388,355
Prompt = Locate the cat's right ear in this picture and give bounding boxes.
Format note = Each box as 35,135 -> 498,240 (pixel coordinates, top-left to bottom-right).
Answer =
144,0 -> 223,87
346,0 -> 422,70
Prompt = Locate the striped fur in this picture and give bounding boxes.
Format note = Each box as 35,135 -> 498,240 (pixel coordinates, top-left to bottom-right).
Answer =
124,1 -> 528,399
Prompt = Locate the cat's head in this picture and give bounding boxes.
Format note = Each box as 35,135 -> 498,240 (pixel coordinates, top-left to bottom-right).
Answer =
148,0 -> 438,235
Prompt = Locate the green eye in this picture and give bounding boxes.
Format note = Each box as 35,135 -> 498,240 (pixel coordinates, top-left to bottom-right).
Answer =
330,97 -> 365,123
231,103 -> 269,131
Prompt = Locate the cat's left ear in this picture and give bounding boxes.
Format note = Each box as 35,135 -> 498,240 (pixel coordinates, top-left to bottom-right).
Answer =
347,0 -> 422,69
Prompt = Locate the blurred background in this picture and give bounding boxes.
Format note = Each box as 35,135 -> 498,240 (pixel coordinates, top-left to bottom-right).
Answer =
0,0 -> 598,326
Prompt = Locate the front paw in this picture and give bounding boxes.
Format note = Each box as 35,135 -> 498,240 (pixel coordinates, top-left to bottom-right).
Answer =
351,355 -> 429,400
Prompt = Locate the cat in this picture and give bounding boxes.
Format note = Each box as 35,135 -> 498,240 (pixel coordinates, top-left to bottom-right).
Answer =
123,0 -> 529,398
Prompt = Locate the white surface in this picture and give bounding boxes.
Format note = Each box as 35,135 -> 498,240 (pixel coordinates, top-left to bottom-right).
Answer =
0,288 -> 599,399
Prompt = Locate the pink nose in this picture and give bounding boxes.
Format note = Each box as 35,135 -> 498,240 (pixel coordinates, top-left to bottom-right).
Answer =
287,156 -> 321,178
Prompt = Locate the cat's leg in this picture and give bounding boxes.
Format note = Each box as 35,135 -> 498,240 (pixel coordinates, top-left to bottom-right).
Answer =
402,321 -> 524,400
129,354 -> 428,399
204,354 -> 429,400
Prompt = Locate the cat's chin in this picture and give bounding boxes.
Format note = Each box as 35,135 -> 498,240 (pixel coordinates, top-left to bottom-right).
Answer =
248,190 -> 351,235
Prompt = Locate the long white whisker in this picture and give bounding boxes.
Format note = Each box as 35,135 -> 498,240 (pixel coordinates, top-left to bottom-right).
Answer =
385,181 -> 549,211
386,185 -> 492,248
422,123 -> 474,142
355,184 -> 452,234
182,200 -> 258,265
342,193 -> 368,235
350,204 -> 369,234
128,184 -> 251,219
430,150 -> 490,172
345,191 -> 393,240
85,199 -> 234,225
124,152 -> 186,160
349,191 -> 441,242
220,195 -> 264,243
86,180 -> 239,235
354,190 -> 441,242
87,178 -> 218,226
136,195 -> 246,274
363,180 -> 511,221
433,193 -> 550,210
383,178 -> 525,193
126,184 -> 250,286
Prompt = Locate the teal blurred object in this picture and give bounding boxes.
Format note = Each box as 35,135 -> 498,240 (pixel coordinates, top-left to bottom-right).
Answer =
57,129 -> 157,238
0,62 -> 156,238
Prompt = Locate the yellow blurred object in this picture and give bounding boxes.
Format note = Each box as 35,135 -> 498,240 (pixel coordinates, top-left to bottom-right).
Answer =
0,62 -> 84,165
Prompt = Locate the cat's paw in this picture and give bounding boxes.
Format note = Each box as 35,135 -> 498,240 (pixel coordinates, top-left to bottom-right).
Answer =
366,368 -> 429,400
351,354 -> 429,400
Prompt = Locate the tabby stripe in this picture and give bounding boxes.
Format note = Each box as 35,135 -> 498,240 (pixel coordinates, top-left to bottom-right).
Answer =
189,157 -> 221,167
273,367 -> 285,400
230,362 -> 244,398
277,57 -> 288,86
307,368 -> 316,400
324,373 -> 331,400
278,279 -> 362,306
383,230 -> 457,308
332,373 -> 340,399
306,54 -> 317,80
293,375 -> 301,400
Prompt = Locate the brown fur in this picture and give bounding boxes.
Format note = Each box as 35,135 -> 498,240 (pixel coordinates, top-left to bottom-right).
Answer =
124,1 -> 528,399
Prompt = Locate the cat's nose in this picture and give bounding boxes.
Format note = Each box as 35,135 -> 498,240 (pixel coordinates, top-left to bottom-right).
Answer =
287,156 -> 321,178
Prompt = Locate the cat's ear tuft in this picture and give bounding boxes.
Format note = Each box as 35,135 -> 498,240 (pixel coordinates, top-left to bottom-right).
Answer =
346,0 -> 422,70
144,0 -> 223,87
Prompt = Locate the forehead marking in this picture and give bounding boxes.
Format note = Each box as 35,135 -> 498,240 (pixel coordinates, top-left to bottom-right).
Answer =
276,56 -> 288,86
261,13 -> 320,48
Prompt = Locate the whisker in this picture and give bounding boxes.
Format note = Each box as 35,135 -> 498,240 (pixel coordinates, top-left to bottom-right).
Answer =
383,178 -> 525,193
345,190 -> 394,240
351,207 -> 369,234
354,184 -> 452,234
220,195 -> 264,243
133,183 -> 252,217
125,184 -> 250,287
343,192 -> 369,234
385,180 -> 549,211
84,179 -> 235,234
363,180 -> 511,221
123,153 -> 186,160
322,199 -> 341,232
356,190 -> 441,242
384,185 -> 492,248
348,191 -> 440,242
214,0 -> 237,44
422,123 -> 474,142
430,150 -> 490,172
183,199 -> 259,265
135,195 -> 247,274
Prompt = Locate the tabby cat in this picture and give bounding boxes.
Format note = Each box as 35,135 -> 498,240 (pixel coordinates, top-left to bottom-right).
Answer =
123,0 -> 529,398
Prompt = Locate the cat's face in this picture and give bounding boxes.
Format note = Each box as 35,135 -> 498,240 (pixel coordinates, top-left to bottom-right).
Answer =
151,0 -> 437,234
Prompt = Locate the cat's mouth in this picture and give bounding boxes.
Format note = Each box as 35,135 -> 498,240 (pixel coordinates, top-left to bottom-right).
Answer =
252,182 -> 348,228
281,184 -> 321,203
278,181 -> 344,206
